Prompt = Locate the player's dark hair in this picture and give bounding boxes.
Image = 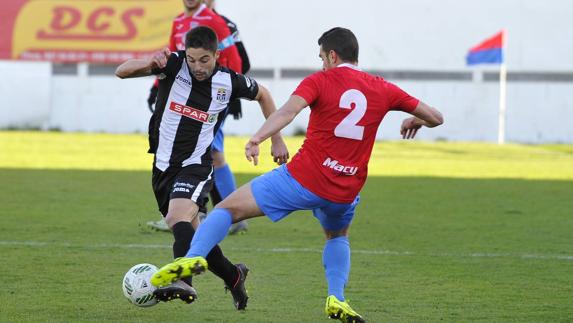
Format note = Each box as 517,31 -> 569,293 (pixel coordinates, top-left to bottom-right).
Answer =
318,27 -> 359,62
185,26 -> 219,52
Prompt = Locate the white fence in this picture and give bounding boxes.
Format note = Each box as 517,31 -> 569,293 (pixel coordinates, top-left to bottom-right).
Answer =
1,0 -> 573,143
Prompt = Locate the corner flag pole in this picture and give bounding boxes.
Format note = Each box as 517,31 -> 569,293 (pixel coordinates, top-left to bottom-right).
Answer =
497,29 -> 508,145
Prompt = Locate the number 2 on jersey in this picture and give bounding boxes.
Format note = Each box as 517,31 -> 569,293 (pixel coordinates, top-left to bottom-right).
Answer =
334,89 -> 367,140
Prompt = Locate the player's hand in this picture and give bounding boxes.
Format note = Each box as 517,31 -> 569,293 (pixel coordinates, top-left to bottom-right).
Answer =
245,139 -> 260,166
400,117 -> 422,139
270,136 -> 289,165
150,48 -> 171,70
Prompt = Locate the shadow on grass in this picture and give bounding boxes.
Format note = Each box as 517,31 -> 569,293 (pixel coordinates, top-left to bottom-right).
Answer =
1,168 -> 572,322
1,167 -> 571,253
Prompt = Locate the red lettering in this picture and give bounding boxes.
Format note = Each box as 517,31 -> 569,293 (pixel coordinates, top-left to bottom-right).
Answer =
120,8 -> 145,39
87,7 -> 115,32
50,6 -> 81,31
37,6 -> 144,41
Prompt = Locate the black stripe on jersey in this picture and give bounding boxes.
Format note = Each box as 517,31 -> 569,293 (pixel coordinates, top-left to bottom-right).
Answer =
152,53 -> 254,170
170,71 -> 216,166
149,59 -> 184,154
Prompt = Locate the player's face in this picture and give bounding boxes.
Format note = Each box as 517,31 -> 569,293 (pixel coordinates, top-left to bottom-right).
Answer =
186,47 -> 219,81
182,0 -> 201,11
319,47 -> 336,71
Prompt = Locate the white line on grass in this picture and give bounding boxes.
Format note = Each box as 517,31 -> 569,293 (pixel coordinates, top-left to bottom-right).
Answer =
1,240 -> 572,261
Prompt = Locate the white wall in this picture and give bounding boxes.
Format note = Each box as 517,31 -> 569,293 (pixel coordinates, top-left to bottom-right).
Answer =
49,68 -> 152,133
0,61 -> 51,129
1,0 -> 573,143
217,0 -> 573,71
234,78 -> 573,143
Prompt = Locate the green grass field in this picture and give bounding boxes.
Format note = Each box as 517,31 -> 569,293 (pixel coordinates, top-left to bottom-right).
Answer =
1,131 -> 572,322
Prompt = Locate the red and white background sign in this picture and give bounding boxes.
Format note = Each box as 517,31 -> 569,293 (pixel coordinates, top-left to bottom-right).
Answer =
0,0 -> 180,63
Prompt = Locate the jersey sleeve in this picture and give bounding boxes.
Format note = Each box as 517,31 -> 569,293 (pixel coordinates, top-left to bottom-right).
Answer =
231,72 -> 259,100
168,21 -> 177,52
292,72 -> 322,106
386,82 -> 420,113
154,20 -> 177,87
221,15 -> 250,74
151,52 -> 182,80
208,16 -> 242,72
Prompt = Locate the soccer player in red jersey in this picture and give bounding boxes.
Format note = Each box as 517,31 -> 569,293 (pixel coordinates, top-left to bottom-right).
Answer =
148,0 -> 242,107
168,0 -> 241,71
204,0 -> 252,234
151,27 -> 443,322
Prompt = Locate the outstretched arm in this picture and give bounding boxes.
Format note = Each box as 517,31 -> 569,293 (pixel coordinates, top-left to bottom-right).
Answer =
248,86 -> 293,165
400,101 -> 444,139
245,95 -> 308,165
115,48 -> 171,79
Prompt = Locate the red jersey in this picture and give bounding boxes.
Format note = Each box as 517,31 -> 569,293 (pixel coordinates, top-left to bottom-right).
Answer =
287,64 -> 419,203
169,4 -> 242,72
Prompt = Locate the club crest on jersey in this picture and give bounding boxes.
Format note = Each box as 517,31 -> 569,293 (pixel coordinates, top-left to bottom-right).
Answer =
169,102 -> 217,124
216,88 -> 228,102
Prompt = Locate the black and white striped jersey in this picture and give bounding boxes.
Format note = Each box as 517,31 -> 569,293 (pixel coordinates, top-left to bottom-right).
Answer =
149,50 -> 259,171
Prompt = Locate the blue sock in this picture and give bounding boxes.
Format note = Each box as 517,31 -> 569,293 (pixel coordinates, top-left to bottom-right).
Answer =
323,236 -> 350,301
214,164 -> 236,199
186,208 -> 232,258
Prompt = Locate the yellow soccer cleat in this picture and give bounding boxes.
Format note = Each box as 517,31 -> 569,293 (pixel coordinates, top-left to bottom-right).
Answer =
325,295 -> 366,323
150,257 -> 208,287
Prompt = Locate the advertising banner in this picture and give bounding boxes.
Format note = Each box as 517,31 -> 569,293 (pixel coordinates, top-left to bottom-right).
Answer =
0,0 -> 180,63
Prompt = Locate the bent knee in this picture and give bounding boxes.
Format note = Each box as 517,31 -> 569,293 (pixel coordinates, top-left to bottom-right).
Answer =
324,227 -> 349,240
215,186 -> 262,222
165,200 -> 199,228
214,203 -> 246,223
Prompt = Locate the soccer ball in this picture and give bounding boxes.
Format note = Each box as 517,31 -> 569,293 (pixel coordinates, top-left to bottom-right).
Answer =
122,263 -> 159,307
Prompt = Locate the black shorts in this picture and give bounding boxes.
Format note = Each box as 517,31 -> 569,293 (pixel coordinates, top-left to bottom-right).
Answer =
152,165 -> 213,217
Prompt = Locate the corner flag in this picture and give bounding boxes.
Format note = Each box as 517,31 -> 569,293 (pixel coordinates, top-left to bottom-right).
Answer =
466,30 -> 505,65
466,30 -> 508,145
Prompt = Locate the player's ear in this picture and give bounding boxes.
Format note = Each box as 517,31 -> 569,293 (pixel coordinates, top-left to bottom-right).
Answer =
328,50 -> 337,65
214,50 -> 220,61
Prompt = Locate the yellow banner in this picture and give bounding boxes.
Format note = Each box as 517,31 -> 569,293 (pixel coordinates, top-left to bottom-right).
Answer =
7,0 -> 182,62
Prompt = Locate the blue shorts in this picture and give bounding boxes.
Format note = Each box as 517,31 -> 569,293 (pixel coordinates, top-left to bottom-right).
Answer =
251,164 -> 360,231
212,127 -> 224,152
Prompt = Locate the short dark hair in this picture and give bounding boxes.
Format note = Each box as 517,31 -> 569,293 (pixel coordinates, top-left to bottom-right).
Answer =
318,27 -> 359,62
185,26 -> 218,52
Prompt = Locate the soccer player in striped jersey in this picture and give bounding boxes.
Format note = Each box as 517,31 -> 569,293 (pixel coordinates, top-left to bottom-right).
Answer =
150,27 -> 443,322
116,26 -> 289,310
147,0 -> 248,234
